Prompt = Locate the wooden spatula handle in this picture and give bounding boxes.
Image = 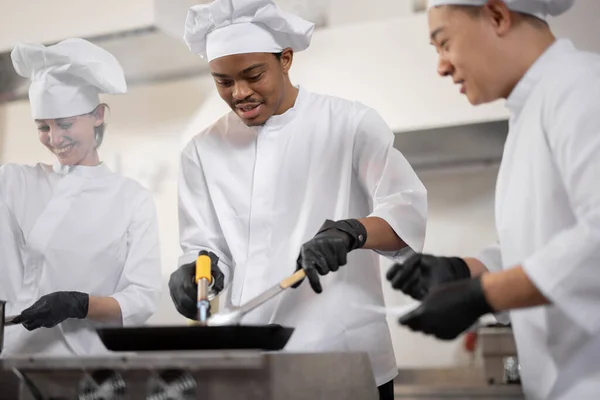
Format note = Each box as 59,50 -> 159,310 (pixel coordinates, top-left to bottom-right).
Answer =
280,269 -> 306,289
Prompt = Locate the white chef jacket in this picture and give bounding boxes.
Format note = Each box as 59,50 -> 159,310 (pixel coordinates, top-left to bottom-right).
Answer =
477,39 -> 600,400
178,86 -> 428,386
0,162 -> 162,356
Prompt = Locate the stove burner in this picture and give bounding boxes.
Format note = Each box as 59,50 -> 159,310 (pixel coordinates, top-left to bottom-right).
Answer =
78,370 -> 126,400
146,370 -> 197,400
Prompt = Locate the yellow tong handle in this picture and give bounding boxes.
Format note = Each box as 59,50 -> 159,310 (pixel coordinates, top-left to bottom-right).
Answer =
280,269 -> 306,289
195,254 -> 212,284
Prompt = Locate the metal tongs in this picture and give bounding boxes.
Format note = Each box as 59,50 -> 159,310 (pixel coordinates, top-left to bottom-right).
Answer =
206,269 -> 306,326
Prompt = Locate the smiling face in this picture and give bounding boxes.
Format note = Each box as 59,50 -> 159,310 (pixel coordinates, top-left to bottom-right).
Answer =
428,4 -> 516,105
36,105 -> 105,166
208,49 -> 294,126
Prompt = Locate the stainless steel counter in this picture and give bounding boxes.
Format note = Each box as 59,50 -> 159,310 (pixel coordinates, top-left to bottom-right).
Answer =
394,385 -> 524,399
2,351 -> 379,400
393,367 -> 524,399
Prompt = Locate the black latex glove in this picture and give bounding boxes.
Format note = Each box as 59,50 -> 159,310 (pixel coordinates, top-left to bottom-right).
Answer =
168,250 -> 225,320
12,291 -> 89,331
398,276 -> 493,340
295,219 -> 367,293
386,253 -> 470,300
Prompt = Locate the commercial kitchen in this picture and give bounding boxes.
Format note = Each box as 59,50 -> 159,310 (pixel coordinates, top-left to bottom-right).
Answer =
1,0 -> 599,399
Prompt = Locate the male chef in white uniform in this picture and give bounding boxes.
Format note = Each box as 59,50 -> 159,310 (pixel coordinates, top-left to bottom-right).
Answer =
386,0 -> 600,399
168,0 -> 427,397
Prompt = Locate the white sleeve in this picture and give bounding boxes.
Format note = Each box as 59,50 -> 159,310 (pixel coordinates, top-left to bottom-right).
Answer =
476,242 -> 503,273
353,108 -> 428,258
522,76 -> 600,334
178,142 -> 233,285
110,190 -> 162,326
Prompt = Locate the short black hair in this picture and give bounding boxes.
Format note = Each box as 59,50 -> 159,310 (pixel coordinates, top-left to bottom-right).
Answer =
273,51 -> 283,60
449,5 -> 548,29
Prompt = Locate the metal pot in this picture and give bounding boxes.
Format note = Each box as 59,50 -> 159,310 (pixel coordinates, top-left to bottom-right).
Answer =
0,300 -> 6,354
0,300 -> 17,354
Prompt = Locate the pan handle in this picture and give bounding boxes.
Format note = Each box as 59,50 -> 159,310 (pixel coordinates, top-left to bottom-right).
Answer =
279,269 -> 306,289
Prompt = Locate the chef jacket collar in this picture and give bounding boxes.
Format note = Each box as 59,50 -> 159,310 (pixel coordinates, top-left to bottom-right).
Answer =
53,162 -> 109,178
261,85 -> 307,129
506,38 -> 575,118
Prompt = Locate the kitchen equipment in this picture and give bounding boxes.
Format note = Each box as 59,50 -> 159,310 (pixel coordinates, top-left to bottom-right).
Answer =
95,269 -> 307,352
479,325 -> 520,385
0,300 -> 19,354
2,351 -> 379,399
0,300 -> 5,354
195,254 -> 212,324
207,269 -> 306,326
97,324 -> 294,352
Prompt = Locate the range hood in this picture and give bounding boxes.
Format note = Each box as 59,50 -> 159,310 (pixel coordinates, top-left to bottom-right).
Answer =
0,0 -> 330,103
395,120 -> 508,172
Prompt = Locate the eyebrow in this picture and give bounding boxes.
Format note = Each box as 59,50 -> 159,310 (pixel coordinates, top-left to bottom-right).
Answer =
211,63 -> 266,78
429,27 -> 445,44
34,118 -> 73,125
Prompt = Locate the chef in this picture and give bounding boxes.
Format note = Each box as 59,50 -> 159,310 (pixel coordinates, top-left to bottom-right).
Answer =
0,38 -> 162,356
167,0 -> 427,397
386,0 -> 600,399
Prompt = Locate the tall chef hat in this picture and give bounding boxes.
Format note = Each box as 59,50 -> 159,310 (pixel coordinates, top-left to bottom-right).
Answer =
11,38 -> 127,119
183,0 -> 316,62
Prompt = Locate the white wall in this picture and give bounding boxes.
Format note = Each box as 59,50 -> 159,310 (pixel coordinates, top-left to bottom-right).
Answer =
0,0 -> 154,52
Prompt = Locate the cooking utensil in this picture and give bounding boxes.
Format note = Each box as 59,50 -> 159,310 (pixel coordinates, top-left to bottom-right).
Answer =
1,299 -> 19,354
97,324 -> 294,352
95,269 -> 307,352
195,254 -> 212,324
207,269 -> 306,326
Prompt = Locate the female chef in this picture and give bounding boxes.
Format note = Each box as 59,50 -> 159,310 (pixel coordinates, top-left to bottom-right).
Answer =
0,38 -> 162,356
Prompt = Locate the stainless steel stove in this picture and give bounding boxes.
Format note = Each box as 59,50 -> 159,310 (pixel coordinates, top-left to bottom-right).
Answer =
1,350 -> 378,400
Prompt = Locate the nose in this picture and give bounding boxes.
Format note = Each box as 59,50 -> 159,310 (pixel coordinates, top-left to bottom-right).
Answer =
437,55 -> 454,78
48,127 -> 66,148
232,81 -> 253,101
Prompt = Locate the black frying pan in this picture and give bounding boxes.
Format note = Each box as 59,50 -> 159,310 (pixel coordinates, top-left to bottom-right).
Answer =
97,324 -> 294,352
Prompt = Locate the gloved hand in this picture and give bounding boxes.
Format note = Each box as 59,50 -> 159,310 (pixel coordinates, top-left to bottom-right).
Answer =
295,219 -> 367,293
386,253 -> 471,300
12,291 -> 89,331
398,276 -> 493,340
168,250 -> 225,320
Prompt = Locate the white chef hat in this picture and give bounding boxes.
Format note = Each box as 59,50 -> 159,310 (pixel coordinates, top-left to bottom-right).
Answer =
11,38 -> 127,120
183,0 -> 315,62
428,0 -> 574,19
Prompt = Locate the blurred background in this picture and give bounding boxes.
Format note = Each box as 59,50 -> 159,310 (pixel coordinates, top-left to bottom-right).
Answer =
1,0 -> 598,370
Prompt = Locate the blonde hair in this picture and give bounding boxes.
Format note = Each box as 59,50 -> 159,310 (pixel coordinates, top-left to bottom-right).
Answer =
88,103 -> 109,148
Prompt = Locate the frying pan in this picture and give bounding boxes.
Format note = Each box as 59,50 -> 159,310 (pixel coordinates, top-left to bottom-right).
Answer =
97,324 -> 294,352
96,270 -> 307,352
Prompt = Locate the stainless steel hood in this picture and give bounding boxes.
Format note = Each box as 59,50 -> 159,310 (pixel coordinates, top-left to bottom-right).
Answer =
0,23 -> 207,103
395,120 -> 508,172
0,0 -> 330,103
